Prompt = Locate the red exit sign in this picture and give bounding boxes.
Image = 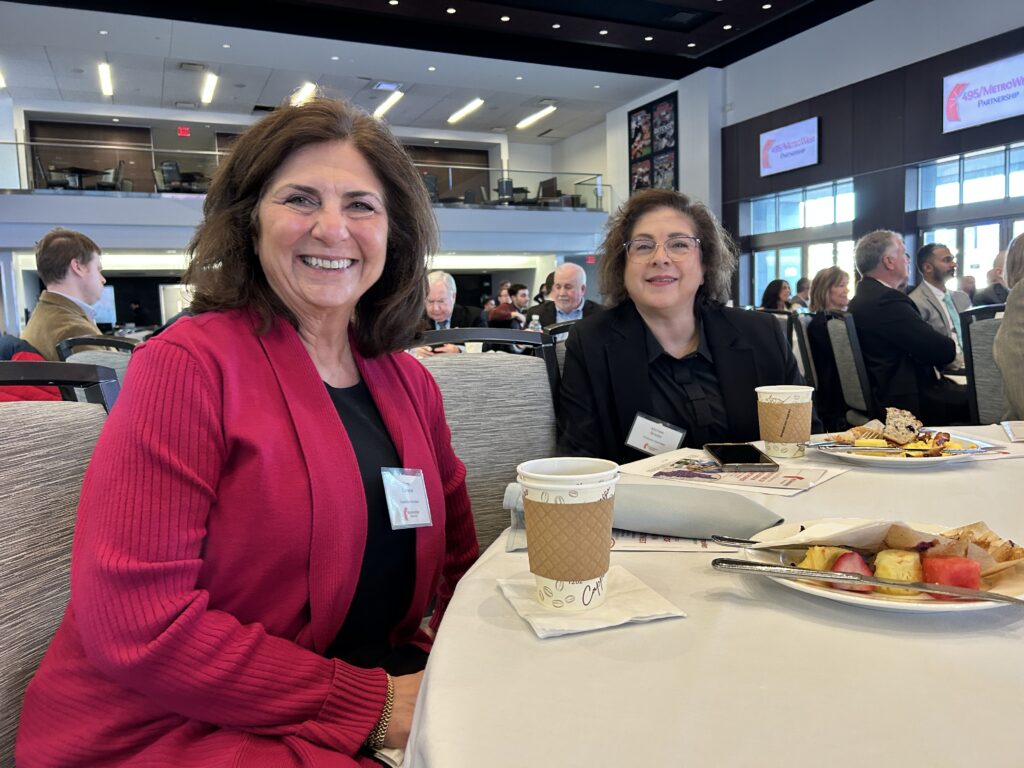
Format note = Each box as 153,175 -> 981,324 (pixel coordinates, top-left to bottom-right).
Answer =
177,126 -> 191,138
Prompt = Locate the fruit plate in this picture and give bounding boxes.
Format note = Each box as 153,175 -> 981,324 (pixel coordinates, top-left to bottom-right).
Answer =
745,520 -> 1024,613
810,431 -> 1001,469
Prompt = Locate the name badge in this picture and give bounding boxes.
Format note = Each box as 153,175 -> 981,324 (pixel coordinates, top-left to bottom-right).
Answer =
381,468 -> 433,530
625,412 -> 686,455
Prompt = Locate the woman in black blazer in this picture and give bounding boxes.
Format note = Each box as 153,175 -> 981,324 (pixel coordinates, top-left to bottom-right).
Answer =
806,266 -> 850,432
557,189 -> 815,464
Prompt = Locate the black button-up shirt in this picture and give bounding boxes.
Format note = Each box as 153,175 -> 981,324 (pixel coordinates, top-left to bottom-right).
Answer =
645,321 -> 730,449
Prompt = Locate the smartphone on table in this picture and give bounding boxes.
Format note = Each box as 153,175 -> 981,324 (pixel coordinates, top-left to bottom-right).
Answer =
703,442 -> 779,472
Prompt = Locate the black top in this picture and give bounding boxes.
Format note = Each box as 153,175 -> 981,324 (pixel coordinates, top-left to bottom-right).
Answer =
806,311 -> 849,432
645,322 -> 728,448
325,379 -> 423,674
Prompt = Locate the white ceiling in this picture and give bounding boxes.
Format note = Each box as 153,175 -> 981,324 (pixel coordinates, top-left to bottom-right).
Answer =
0,1 -> 675,144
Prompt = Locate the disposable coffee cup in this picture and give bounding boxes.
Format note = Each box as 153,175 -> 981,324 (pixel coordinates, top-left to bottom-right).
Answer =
516,457 -> 618,611
517,457 -> 618,484
755,385 -> 814,458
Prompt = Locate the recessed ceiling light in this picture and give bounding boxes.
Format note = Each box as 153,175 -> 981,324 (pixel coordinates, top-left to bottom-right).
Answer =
446,7 -> 456,14
428,65 -> 436,71
447,97 -> 484,124
593,84 -> 601,89
331,55 -> 339,61
762,3 -> 772,8
373,89 -> 404,118
221,43 -> 230,49
433,140 -> 440,144
687,42 -> 696,48
599,29 -> 608,35
98,29 -> 108,35
111,117 -> 119,122
516,104 -> 557,130
201,72 -> 218,104
389,0 -> 398,5
723,24 -> 733,30
500,15 -> 510,22
515,75 -> 523,80
98,62 -> 113,96
552,23 -> 560,29
290,81 -> 317,106
644,36 -> 653,41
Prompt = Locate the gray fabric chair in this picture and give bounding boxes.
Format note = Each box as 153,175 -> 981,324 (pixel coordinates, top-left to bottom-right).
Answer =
827,314 -> 875,426
0,400 -> 107,765
419,351 -> 557,552
960,305 -> 1006,425
792,313 -> 817,390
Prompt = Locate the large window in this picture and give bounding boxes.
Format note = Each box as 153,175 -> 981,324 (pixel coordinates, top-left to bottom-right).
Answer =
918,143 -> 1024,210
743,179 -> 855,236
750,241 -> 854,307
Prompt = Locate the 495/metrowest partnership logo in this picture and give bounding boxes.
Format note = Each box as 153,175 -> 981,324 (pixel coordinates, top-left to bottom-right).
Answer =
942,52 -> 1024,133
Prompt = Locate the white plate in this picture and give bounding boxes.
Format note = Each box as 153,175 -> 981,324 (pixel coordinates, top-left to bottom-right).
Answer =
811,431 -> 1000,469
746,521 -> 1024,613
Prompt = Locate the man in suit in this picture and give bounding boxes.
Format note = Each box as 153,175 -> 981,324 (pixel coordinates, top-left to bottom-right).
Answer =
847,230 -> 967,425
975,250 -> 1010,306
21,228 -> 106,361
908,243 -> 971,372
414,270 -> 486,357
524,263 -> 603,327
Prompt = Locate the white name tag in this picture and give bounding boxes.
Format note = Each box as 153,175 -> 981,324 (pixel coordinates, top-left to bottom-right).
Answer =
625,412 -> 686,455
381,468 -> 433,530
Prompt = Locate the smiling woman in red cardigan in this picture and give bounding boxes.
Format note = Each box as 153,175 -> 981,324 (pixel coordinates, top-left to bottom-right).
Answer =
16,99 -> 478,767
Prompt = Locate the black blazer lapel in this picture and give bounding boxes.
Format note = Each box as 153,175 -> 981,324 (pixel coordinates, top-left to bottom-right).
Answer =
604,303 -> 655,446
702,306 -> 761,440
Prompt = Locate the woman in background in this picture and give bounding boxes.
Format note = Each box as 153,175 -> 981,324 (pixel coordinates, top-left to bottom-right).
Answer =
806,266 -> 851,432
759,279 -> 792,311
17,98 -> 478,767
993,233 -> 1024,420
558,189 -> 814,463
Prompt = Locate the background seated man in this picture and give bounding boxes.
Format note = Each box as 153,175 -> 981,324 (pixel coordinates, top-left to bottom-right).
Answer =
975,250 -> 1009,306
21,227 -> 107,361
908,243 -> 971,372
847,230 -> 967,425
525,263 -> 603,326
414,270 -> 486,357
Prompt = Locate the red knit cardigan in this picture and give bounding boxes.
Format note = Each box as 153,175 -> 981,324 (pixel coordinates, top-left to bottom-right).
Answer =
17,309 -> 478,767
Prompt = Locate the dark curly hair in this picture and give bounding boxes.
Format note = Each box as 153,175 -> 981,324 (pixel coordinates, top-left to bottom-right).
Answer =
597,189 -> 736,308
183,97 -> 437,357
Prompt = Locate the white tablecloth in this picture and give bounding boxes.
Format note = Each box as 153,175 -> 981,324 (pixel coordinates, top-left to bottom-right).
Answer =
406,425 -> 1024,768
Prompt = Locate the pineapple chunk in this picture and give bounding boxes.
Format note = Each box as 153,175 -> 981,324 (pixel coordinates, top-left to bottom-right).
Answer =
796,546 -> 851,571
874,549 -> 922,595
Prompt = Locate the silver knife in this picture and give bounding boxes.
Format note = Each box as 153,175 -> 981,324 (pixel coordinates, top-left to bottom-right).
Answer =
711,557 -> 1024,605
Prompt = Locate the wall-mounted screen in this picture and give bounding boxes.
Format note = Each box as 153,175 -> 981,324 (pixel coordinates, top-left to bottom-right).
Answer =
759,117 -> 819,177
943,51 -> 1024,133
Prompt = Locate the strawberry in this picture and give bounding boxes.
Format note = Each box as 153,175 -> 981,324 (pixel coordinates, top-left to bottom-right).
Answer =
830,551 -> 875,592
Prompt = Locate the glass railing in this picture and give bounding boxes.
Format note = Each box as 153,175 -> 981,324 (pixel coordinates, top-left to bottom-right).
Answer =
0,140 -> 612,211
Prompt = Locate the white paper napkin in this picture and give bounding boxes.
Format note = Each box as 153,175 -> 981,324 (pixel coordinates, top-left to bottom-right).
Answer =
497,566 -> 686,639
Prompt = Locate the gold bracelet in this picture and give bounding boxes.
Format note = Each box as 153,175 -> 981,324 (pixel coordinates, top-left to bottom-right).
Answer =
365,673 -> 394,751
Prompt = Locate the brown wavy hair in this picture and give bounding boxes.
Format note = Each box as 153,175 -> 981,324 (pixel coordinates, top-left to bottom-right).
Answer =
183,97 -> 436,357
597,189 -> 736,308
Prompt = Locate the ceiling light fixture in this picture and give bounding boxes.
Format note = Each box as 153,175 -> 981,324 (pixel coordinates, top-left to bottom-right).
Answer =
373,89 -> 404,118
515,75 -> 523,80
389,0 -> 399,4
221,43 -> 231,49
516,104 -> 556,130
762,3 -> 772,7
723,24 -> 733,30
201,72 -> 218,104
428,65 -> 436,71
98,29 -> 108,35
331,55 -> 340,61
599,29 -> 608,35
644,36 -> 654,41
98,62 -> 114,96
290,81 -> 317,106
552,23 -> 560,29
687,42 -> 696,48
447,97 -> 484,124
593,84 -> 601,89
112,117 -> 119,122
446,7 -> 456,14
500,15 -> 510,22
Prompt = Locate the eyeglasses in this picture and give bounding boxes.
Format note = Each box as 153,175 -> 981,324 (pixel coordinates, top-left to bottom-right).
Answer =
623,235 -> 701,262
